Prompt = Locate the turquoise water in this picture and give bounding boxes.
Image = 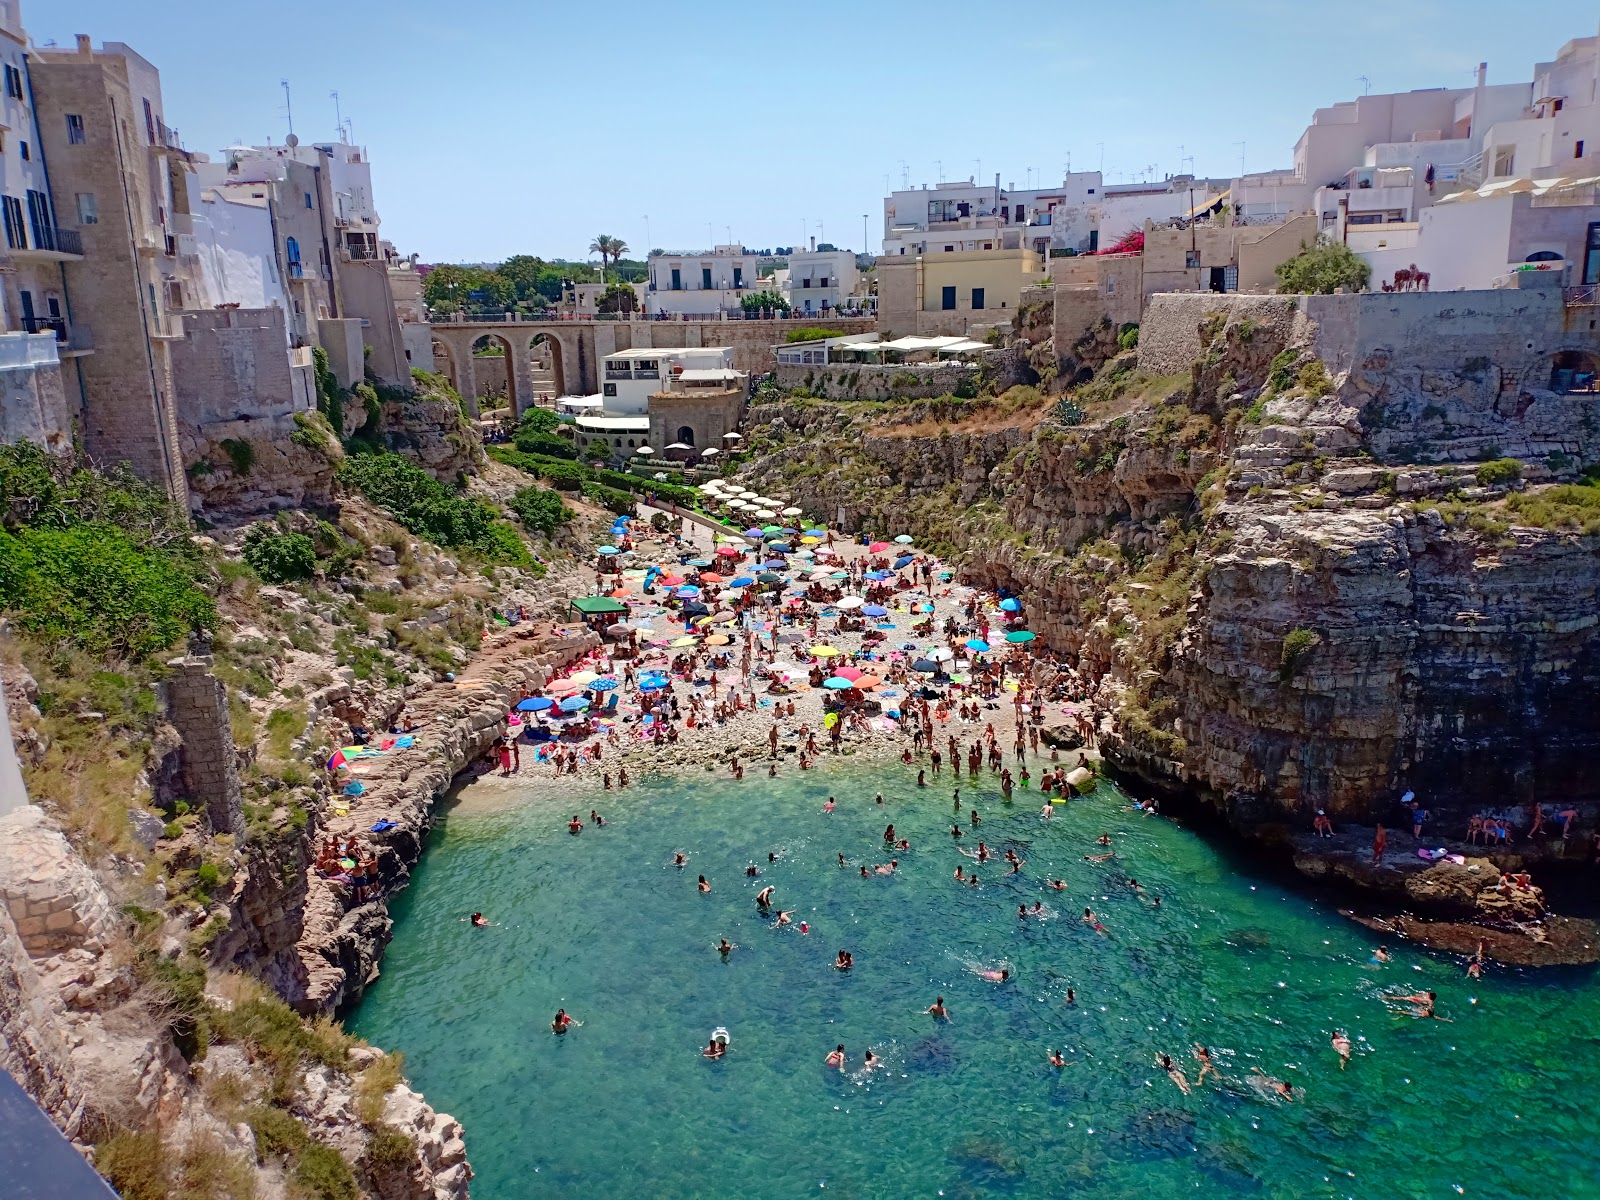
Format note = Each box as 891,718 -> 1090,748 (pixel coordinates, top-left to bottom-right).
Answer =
350,762 -> 1600,1200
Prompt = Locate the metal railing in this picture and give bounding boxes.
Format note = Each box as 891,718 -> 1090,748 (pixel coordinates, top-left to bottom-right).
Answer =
29,226 -> 83,255
20,315 -> 65,339
1564,285 -> 1600,306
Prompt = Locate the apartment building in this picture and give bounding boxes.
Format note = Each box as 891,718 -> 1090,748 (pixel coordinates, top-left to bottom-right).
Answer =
876,247 -> 1042,337
784,243 -> 861,314
645,245 -> 756,316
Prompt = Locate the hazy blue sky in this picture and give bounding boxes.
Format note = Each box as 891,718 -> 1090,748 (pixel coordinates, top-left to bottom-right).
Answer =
38,0 -> 1600,264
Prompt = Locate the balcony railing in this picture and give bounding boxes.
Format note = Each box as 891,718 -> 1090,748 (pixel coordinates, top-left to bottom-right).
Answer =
19,316 -> 92,350
25,226 -> 84,256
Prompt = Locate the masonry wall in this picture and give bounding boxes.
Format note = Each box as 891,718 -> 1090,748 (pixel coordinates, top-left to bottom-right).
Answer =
164,655 -> 244,836
774,361 -> 977,400
170,307 -> 303,427
648,388 -> 743,454
0,356 -> 70,453
340,258 -> 409,385
1136,292 -> 1309,376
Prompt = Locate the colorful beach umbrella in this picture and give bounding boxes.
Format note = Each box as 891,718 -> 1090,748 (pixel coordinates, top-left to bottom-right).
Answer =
730,576 -> 755,587
516,697 -> 553,712
589,678 -> 619,692
853,675 -> 882,689
716,545 -> 741,556
597,545 -> 620,555
823,676 -> 853,689
671,635 -> 700,647
911,658 -> 938,672
558,695 -> 590,712
966,638 -> 991,652
1006,630 -> 1036,643
868,541 -> 889,553
810,645 -> 841,657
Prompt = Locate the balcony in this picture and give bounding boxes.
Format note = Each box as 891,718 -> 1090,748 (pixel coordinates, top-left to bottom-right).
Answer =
14,226 -> 84,260
19,316 -> 92,355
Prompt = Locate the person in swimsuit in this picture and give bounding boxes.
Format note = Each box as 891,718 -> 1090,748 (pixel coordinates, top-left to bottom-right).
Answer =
1096,834 -> 1112,847
825,1045 -> 847,1070
698,875 -> 711,893
834,950 -> 853,970
568,815 -> 584,834
1331,1030 -> 1352,1069
552,1009 -> 574,1034
1372,945 -> 1392,964
977,966 -> 1009,982
1157,1054 -> 1191,1094
717,938 -> 735,958
1049,879 -> 1067,891
1251,1068 -> 1294,1100
469,912 -> 490,927
926,996 -> 950,1020
1065,988 -> 1076,1006
824,798 -> 836,813
1048,1049 -> 1066,1068
756,886 -> 774,911
862,1049 -> 880,1070
673,852 -> 687,867
775,910 -> 796,927
703,1037 -> 726,1059
589,810 -> 605,827
838,853 -> 847,868
1192,1044 -> 1215,1084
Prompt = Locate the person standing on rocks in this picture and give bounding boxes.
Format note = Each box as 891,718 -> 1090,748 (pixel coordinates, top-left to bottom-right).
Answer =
1371,824 -> 1387,866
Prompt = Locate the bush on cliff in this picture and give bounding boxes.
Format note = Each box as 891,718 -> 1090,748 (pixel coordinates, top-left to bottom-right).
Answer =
241,526 -> 317,584
336,453 -> 532,567
509,486 -> 574,537
1475,457 -> 1523,487
1279,627 -> 1321,681
1274,237 -> 1371,295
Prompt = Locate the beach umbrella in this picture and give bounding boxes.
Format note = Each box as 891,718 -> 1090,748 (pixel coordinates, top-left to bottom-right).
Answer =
659,573 -> 685,586
1006,630 -> 1036,643
782,506 -> 804,517
743,527 -> 764,537
823,676 -> 853,689
853,675 -> 882,689
590,677 -> 619,692
597,545 -> 620,555
716,533 -> 744,543
605,622 -> 632,636
723,431 -> 743,441
682,601 -> 709,615
911,658 -> 938,672
570,670 -> 601,685
760,524 -> 782,534
768,543 -> 792,554
638,676 -> 669,692
688,558 -> 713,567
929,647 -> 954,662
805,528 -> 827,537
705,634 -> 731,646
761,559 -> 788,569
558,695 -> 590,712
701,448 -> 721,458
868,541 -> 889,553
966,638 -> 991,652
833,665 -> 864,680
675,586 -> 701,599
698,481 -> 721,493
837,596 -> 864,610
730,575 -> 755,587
800,536 -> 821,545
710,610 -> 736,623
795,549 -> 814,559
865,570 -> 890,581
754,509 -> 777,520
699,571 -> 725,583
810,644 -> 841,657
716,545 -> 741,557
770,661 -> 805,675
893,555 -> 914,569
862,604 -> 888,617
894,534 -> 914,544
758,571 -> 783,583
671,635 -> 700,647
999,597 -> 1022,613
516,696 -> 554,712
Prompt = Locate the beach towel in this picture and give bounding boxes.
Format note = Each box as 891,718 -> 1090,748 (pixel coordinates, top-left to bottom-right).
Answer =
342,782 -> 365,796
369,820 -> 397,833
394,735 -> 415,749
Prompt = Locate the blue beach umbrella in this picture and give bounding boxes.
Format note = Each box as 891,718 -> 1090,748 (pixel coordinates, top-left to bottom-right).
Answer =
823,676 -> 853,689
590,678 -> 619,692
762,559 -> 787,569
805,528 -> 827,537
966,638 -> 990,652
758,571 -> 783,583
558,695 -> 590,712
1006,630 -> 1036,643
999,597 -> 1021,612
730,575 -> 755,587
862,604 -> 888,617
675,586 -> 701,598
768,543 -> 793,554
688,557 -> 713,567
744,528 -> 764,537
516,696 -> 554,712
597,545 -> 620,555
894,555 -> 914,568
894,534 -> 914,544
912,658 -> 939,673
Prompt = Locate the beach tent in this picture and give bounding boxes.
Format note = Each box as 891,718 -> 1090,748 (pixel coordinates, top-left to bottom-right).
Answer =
570,596 -> 629,618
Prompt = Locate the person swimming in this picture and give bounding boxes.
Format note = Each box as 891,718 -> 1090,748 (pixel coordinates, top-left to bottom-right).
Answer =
825,1045 -> 847,1070
1371,945 -> 1392,964
697,875 -> 711,893
745,864 -> 759,877
823,798 -> 836,813
1192,1044 -> 1215,1084
703,1037 -> 726,1059
551,1008 -> 575,1034
954,865 -> 966,882
1096,834 -> 1112,847
838,852 -> 847,868
1049,879 -> 1067,891
469,912 -> 490,927
1331,1030 -> 1352,1069
717,938 -> 735,958
673,852 -> 687,867
1049,1049 -> 1066,1068
976,965 -> 1009,983
775,909 -> 796,927
1082,908 -> 1108,934
834,950 -> 853,971
1250,1067 -> 1294,1101
568,815 -> 583,834
1065,987 -> 1076,1006
1157,1054 -> 1192,1094
589,810 -> 605,827
926,996 -> 949,1020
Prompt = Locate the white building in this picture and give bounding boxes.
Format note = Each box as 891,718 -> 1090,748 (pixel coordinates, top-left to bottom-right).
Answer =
600,346 -> 739,414
1472,35 -> 1600,184
645,245 -> 757,315
784,244 -> 862,314
882,174 -> 1102,257
182,177 -> 290,314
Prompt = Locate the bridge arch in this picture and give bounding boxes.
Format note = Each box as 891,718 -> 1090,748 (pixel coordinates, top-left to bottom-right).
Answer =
470,333 -> 518,414
529,332 -> 567,404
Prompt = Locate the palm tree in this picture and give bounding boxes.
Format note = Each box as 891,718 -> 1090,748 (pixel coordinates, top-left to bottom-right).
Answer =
589,234 -> 628,281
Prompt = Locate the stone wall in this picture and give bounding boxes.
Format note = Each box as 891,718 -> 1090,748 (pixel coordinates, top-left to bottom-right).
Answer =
170,307 -> 309,427
164,655 -> 244,836
0,898 -> 83,1134
0,348 -> 71,454
1137,292 -> 1310,377
338,258 -> 409,387
0,807 -> 116,958
774,361 -> 978,400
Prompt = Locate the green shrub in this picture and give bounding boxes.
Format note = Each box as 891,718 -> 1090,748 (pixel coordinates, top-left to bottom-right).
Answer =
514,430 -> 575,459
1274,237 -> 1371,294
1279,627 -> 1321,681
0,523 -> 214,658
582,482 -> 636,515
247,1105 -> 309,1159
1475,457 -> 1523,487
241,527 -> 317,584
509,487 -> 573,537
219,438 -> 255,476
1117,323 -> 1140,350
336,454 -> 530,565
518,406 -> 562,435
313,346 -> 346,434
784,326 -> 845,344
1267,350 -> 1298,394
365,1126 -> 417,1171
97,1129 -> 169,1200
293,1142 -> 359,1200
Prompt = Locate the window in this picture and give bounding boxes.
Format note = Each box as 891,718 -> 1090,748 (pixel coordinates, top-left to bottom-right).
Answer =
1185,250 -> 1201,269
1492,146 -> 1515,177
670,267 -> 681,290
701,266 -> 712,289
733,266 -> 743,288
142,98 -> 155,144
66,114 -> 86,145
1583,222 -> 1600,286
676,425 -> 695,447
1,195 -> 23,249
941,285 -> 956,310
2,65 -> 20,99
819,276 -> 829,288
19,140 -> 27,161
25,190 -> 52,250
1577,140 -> 1587,159
801,277 -> 812,289
971,287 -> 985,310
75,193 -> 97,224
305,191 -> 314,209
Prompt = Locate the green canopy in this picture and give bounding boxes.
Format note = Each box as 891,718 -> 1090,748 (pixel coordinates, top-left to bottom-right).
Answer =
571,596 -> 629,616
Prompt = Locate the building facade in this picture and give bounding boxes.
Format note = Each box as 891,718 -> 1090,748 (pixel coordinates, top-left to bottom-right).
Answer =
784,245 -> 861,314
645,246 -> 758,316
876,247 -> 1041,336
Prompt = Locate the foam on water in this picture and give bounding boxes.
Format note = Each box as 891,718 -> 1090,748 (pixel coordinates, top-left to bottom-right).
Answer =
350,760 -> 1599,1199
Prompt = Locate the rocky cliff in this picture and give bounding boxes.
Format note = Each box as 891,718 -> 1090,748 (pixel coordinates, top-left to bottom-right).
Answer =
736,288 -> 1600,836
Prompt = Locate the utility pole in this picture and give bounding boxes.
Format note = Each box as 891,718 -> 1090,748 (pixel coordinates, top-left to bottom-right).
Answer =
643,214 -> 650,250
281,79 -> 294,138
1189,186 -> 1198,290
935,159 -> 943,183
330,90 -> 342,140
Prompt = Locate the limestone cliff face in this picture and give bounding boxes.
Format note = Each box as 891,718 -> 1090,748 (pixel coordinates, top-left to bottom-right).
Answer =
738,288 -> 1600,830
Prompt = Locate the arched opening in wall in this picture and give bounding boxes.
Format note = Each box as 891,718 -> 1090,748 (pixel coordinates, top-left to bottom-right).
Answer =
1525,250 -> 1564,262
676,425 -> 696,446
1550,349 -> 1600,393
432,339 -> 461,395
471,334 -> 518,413
529,333 -> 567,400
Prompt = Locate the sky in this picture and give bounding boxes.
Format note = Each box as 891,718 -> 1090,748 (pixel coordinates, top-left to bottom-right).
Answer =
39,0 -> 1600,265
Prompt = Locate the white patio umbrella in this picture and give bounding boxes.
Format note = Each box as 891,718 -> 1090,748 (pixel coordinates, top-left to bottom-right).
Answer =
837,596 -> 864,610
700,447 -> 721,457
723,432 -> 744,441
738,490 -> 760,500
635,446 -> 655,456
782,506 -> 804,517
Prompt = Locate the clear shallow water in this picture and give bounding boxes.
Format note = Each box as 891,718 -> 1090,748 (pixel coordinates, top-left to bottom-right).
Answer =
350,762 -> 1600,1200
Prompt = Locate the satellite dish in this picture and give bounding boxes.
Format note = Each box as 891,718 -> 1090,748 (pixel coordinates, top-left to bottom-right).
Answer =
285,133 -> 299,147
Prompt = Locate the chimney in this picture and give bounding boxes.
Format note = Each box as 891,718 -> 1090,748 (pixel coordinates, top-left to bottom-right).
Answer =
1477,62 -> 1487,88
810,236 -> 815,252
76,33 -> 92,55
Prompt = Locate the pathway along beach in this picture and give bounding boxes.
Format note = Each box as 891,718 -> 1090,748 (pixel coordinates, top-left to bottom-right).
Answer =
345,509 -> 1600,1199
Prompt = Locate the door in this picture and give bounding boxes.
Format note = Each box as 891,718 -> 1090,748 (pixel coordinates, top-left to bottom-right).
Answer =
971,287 -> 985,310
941,286 -> 956,310
701,267 -> 713,290
19,290 -> 33,324
1583,223 -> 1600,286
1209,267 -> 1227,293
670,267 -> 681,290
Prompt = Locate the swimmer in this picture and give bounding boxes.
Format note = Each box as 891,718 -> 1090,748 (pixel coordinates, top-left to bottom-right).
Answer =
1371,945 -> 1392,964
568,815 -> 584,834
834,950 -> 853,971
697,875 -> 711,893
469,912 -> 490,927
775,909 -> 796,927
799,922 -> 809,934
1157,1054 -> 1192,1094
975,842 -> 991,862
745,864 -> 759,877
976,966 -> 1010,983
1250,1067 -> 1294,1101
951,825 -> 964,839
823,798 -> 836,813
954,865 -> 966,881
925,996 -> 950,1021
1018,904 -> 1028,921
1192,1044 -> 1215,1084
768,852 -> 778,864
716,938 -> 735,958
1096,834 -> 1112,847
884,824 -> 896,846
1082,908 -> 1107,935
1049,879 -> 1067,891
1065,987 -> 1076,1006
703,1037 -> 726,1060
875,861 -> 898,875
838,852 -> 847,868
1152,896 -> 1162,909
862,1049 -> 880,1071
1331,1030 -> 1352,1069
756,886 -> 775,910
1466,940 -> 1484,979
1049,1049 -> 1066,1068
875,793 -> 885,806
589,810 -> 605,827
1388,990 -> 1439,1020
551,1009 -> 575,1034
1041,803 -> 1053,819
1030,901 -> 1044,915
860,865 -> 870,878
1083,852 -> 1116,862
825,1045 -> 847,1070
673,853 -> 687,868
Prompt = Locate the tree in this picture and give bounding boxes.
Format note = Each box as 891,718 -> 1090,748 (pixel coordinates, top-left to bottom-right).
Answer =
589,234 -> 628,280
498,255 -> 547,304
741,289 -> 790,315
595,282 -> 638,314
1274,237 -> 1371,295
423,264 -> 514,313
